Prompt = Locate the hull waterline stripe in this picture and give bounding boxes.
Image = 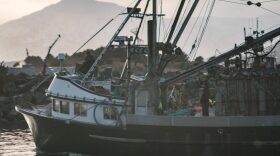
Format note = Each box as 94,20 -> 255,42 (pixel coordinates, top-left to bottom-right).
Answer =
89,134 -> 147,143
89,134 -> 280,145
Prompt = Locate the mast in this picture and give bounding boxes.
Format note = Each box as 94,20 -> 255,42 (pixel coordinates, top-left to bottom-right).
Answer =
147,0 -> 158,75
146,0 -> 160,112
148,0 -> 199,112
152,0 -> 157,54
150,0 -> 158,75
256,17 -> 259,38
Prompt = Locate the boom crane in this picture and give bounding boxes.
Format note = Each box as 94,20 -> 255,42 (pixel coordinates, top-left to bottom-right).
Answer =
41,34 -> 61,76
161,26 -> 280,86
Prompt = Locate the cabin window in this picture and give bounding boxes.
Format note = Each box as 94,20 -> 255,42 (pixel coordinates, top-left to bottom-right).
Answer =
60,101 -> 70,114
74,103 -> 87,116
52,99 -> 60,112
103,107 -> 117,120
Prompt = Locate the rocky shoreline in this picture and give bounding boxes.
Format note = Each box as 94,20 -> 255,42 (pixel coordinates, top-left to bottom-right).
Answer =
0,96 -> 27,129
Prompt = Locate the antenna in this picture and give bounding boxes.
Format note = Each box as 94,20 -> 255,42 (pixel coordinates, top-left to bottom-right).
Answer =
244,27 -> 247,39
26,48 -> 29,57
252,18 -> 264,39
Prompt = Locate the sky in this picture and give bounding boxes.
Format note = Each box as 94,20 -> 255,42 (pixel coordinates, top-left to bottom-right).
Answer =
0,0 -> 279,62
0,0 -> 60,25
0,0 -> 280,25
98,0 -> 280,18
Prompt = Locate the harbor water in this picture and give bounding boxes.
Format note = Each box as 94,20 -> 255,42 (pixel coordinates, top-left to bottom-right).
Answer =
1,128 -> 279,156
0,129 -> 86,156
0,129 -> 36,156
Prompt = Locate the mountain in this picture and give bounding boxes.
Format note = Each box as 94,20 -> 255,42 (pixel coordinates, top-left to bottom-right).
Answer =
0,0 -> 279,62
0,0 -> 125,61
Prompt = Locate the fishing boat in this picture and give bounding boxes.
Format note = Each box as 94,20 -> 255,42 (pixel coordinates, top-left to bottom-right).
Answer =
16,0 -> 280,155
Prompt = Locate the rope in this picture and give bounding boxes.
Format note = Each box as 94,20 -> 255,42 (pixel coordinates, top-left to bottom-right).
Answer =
158,0 -> 163,40
191,0 -> 216,60
173,0 -> 192,41
259,6 -> 280,17
264,24 -> 280,31
93,102 -> 124,128
163,0 -> 181,41
133,0 -> 150,45
262,38 -> 280,57
72,0 -> 138,55
260,0 -> 280,3
73,19 -> 114,54
83,0 -> 142,82
217,0 -> 247,5
190,0 -> 211,60
182,0 -> 208,51
69,103 -> 96,121
181,0 -> 209,60
217,0 -> 280,17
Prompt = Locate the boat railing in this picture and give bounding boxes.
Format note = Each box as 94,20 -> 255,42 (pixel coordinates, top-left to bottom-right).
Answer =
31,104 -> 52,116
65,101 -> 126,129
46,91 -> 126,106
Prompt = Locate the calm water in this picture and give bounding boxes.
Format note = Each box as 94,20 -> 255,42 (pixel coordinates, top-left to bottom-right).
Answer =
1,129 -> 278,156
0,129 -> 86,156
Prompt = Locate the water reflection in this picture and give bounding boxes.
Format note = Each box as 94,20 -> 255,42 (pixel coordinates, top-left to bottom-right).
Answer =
1,129 -> 279,156
0,129 -> 88,156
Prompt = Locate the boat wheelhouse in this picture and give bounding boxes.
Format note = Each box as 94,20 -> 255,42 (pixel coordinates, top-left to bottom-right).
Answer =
46,73 -> 125,126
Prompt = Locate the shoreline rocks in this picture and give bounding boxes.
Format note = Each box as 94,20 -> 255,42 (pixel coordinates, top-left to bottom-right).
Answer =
0,96 -> 27,129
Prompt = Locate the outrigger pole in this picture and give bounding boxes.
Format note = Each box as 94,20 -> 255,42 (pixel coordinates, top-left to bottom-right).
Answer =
151,0 -> 158,74
172,0 -> 199,46
133,0 -> 151,45
82,0 -> 142,83
166,0 -> 186,43
162,26 -> 280,86
42,34 -> 61,76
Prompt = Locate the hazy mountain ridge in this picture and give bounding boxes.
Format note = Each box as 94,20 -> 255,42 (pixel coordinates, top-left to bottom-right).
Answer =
0,0 -> 279,62
0,0 -> 124,61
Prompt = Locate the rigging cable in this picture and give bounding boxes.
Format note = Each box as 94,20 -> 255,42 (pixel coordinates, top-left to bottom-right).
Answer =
216,0 -> 247,5
161,16 -> 168,42
262,38 -> 280,57
158,0 -> 163,40
259,6 -> 280,16
133,0 -> 151,45
191,0 -> 216,60
181,0 -> 208,58
83,0 -> 142,81
72,0 -> 138,55
166,0 -> 187,43
140,17 -> 147,44
265,23 -> 280,31
173,0 -> 192,41
182,0 -> 208,48
217,0 -> 280,16
259,0 -> 280,3
163,0 -> 181,41
73,19 -> 114,54
189,0 -> 211,59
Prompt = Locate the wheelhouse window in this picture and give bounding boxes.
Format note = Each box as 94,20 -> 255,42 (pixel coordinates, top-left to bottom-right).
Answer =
74,103 -> 87,116
60,101 -> 70,114
103,106 -> 117,120
52,99 -> 60,112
